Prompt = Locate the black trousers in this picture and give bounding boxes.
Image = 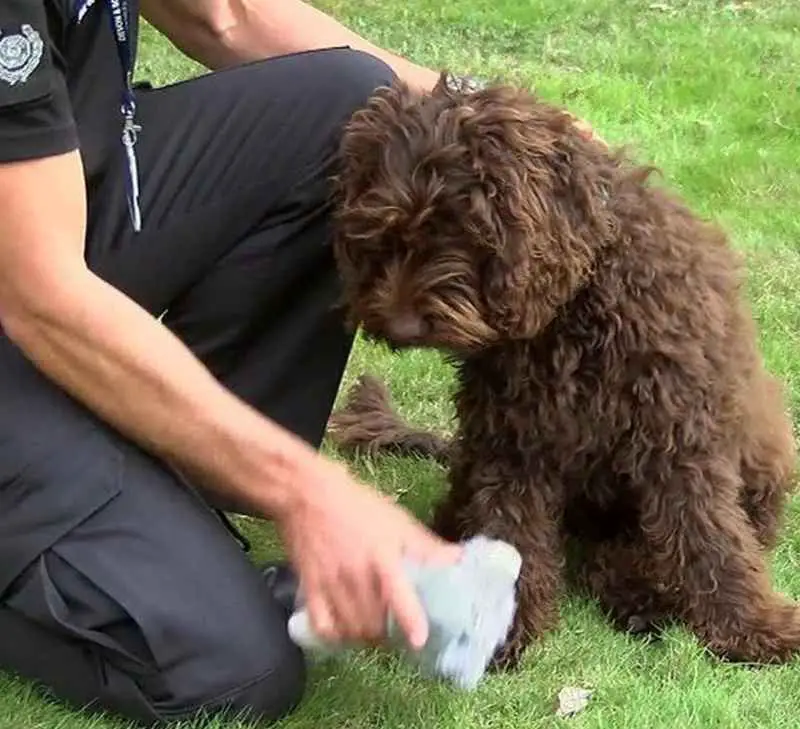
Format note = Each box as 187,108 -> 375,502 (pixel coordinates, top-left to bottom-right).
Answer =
0,47 -> 395,725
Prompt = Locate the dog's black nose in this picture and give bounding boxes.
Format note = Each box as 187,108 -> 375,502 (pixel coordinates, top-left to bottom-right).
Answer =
386,313 -> 429,343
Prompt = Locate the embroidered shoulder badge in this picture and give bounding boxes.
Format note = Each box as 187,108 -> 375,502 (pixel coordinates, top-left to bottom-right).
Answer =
0,24 -> 44,87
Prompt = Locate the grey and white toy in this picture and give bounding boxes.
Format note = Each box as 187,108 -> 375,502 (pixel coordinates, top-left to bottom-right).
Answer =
287,535 -> 522,691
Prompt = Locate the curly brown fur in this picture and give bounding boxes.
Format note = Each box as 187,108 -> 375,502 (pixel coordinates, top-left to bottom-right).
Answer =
328,71 -> 799,669
327,374 -> 451,463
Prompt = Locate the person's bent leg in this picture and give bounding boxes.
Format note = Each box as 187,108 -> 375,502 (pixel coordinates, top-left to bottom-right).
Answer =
86,47 -> 397,449
0,47 -> 397,722
0,341 -> 305,725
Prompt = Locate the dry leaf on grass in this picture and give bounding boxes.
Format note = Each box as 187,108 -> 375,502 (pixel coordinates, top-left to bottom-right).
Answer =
555,686 -> 593,718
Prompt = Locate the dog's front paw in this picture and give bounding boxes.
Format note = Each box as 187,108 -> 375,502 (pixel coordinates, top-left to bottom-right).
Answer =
604,589 -> 671,639
625,613 -> 657,634
488,621 -> 529,673
489,640 -> 528,673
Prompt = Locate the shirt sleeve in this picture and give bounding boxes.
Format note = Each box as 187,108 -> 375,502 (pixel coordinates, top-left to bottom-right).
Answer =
0,0 -> 79,163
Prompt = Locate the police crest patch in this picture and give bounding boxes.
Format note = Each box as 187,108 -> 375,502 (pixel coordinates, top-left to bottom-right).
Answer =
0,24 -> 44,87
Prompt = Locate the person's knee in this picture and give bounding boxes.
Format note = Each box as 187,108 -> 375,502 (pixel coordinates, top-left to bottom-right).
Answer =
160,627 -> 308,725
310,47 -> 397,123
217,639 -> 307,724
334,47 -> 398,103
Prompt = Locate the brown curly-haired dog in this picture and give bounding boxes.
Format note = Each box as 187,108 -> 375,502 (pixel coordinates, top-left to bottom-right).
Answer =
326,72 -> 799,669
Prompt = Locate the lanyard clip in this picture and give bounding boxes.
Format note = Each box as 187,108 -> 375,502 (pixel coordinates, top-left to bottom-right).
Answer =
121,106 -> 142,233
122,107 -> 141,148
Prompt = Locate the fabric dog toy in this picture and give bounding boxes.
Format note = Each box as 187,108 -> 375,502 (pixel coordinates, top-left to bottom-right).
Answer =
287,535 -> 522,690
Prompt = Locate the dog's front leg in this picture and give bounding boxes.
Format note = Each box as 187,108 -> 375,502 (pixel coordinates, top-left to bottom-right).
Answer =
432,457 -> 565,671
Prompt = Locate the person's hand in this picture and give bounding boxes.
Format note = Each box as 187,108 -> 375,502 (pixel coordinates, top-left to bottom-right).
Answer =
276,457 -> 462,650
568,113 -> 608,148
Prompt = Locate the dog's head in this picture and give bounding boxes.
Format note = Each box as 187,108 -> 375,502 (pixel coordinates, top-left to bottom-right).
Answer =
332,72 -> 620,355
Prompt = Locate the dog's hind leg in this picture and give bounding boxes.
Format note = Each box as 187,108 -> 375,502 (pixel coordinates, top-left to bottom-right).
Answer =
326,374 -> 451,464
737,373 -> 797,550
635,448 -> 800,664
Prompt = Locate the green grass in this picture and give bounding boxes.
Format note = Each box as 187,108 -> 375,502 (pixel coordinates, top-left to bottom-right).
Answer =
3,1 -> 800,727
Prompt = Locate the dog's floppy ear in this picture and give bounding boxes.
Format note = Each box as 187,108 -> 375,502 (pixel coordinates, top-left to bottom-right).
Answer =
463,88 -> 618,339
481,177 -> 616,339
467,136 -> 603,340
482,222 -> 589,339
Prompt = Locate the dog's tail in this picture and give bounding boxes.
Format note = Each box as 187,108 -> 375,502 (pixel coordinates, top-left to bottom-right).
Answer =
326,374 -> 451,465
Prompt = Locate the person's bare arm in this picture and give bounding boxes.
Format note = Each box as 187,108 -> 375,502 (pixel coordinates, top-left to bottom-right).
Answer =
0,149 -> 327,520
0,149 -> 461,649
140,0 -> 440,92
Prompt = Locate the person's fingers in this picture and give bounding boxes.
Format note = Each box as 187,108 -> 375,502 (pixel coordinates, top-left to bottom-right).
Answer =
379,561 -> 428,651
326,563 -> 385,644
564,111 -> 606,145
429,536 -> 464,563
358,567 -> 389,642
305,581 -> 340,644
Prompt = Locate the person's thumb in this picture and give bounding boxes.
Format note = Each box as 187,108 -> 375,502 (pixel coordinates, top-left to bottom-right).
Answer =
402,519 -> 463,565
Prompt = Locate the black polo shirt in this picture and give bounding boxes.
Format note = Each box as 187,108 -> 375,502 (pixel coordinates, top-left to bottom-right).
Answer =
0,0 -> 139,178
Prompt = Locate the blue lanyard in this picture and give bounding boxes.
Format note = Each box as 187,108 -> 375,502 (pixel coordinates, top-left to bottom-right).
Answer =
74,0 -> 142,232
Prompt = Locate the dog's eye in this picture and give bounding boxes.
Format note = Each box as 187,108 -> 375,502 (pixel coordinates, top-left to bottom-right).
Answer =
363,234 -> 400,256
383,235 -> 408,257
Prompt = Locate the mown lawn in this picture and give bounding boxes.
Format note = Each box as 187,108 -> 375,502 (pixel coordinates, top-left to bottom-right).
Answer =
2,1 -> 799,728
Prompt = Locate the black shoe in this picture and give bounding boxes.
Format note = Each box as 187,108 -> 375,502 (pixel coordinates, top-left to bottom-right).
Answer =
261,562 -> 300,615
